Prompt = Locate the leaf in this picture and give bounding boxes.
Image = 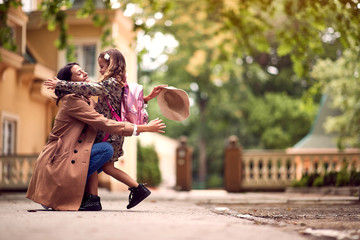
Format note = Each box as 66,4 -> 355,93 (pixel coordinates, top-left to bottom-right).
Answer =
292,57 -> 304,77
47,19 -> 56,31
277,42 -> 293,56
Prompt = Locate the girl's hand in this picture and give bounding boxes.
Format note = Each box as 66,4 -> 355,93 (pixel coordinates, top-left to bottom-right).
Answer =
144,85 -> 168,103
44,77 -> 60,90
145,118 -> 166,133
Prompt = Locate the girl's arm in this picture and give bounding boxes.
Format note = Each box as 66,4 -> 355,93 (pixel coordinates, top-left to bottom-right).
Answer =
44,77 -> 111,97
143,84 -> 168,103
63,95 -> 166,135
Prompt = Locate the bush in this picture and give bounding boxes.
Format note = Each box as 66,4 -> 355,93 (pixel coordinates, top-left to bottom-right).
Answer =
292,173 -> 321,187
291,176 -> 309,187
323,171 -> 337,186
137,141 -> 162,187
292,170 -> 360,188
207,174 -> 223,189
336,169 -> 350,187
312,176 -> 324,187
349,170 -> 360,186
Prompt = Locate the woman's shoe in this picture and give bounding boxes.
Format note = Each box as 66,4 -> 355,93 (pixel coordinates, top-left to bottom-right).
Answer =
127,184 -> 151,209
79,194 -> 102,211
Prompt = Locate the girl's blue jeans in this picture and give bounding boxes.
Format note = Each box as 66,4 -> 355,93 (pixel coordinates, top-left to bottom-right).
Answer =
87,142 -> 113,180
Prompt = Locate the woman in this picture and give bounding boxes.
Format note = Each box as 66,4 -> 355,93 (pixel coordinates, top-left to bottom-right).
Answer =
26,63 -> 166,211
45,49 -> 166,209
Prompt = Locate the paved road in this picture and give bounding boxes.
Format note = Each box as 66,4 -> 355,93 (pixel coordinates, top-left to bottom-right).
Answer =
0,189 -> 358,240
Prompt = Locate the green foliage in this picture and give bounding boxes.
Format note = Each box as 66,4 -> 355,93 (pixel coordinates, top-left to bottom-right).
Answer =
336,162 -> 351,187
246,93 -> 316,149
39,0 -> 72,51
291,175 -> 309,187
206,174 -> 223,189
323,172 -> 338,186
137,141 -> 161,187
349,170 -> 360,186
76,0 -> 95,18
292,169 -> 360,187
38,0 -> 114,61
291,173 -> 320,187
336,169 -> 350,187
0,0 -> 22,52
312,176 -> 324,187
311,50 -> 360,148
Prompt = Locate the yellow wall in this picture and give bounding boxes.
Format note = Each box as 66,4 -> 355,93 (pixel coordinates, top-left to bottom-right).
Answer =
27,29 -> 59,70
0,66 -> 52,154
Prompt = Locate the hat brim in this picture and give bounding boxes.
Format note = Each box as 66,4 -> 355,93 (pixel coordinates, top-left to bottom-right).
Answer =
157,87 -> 190,121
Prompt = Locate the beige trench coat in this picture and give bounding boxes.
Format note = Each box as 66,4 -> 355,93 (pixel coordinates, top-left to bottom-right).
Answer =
26,94 -> 134,210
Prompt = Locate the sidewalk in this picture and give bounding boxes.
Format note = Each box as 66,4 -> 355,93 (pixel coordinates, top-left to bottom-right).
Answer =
0,188 -> 358,240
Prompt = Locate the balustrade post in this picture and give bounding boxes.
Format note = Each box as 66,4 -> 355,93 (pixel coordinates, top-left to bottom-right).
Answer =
224,135 -> 242,192
175,136 -> 192,191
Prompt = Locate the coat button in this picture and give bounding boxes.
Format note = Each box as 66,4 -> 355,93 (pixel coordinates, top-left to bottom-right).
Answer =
74,149 -> 78,153
78,140 -> 82,143
71,160 -> 75,164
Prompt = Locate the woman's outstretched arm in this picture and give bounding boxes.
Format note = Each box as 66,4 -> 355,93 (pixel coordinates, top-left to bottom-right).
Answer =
44,77 -> 113,97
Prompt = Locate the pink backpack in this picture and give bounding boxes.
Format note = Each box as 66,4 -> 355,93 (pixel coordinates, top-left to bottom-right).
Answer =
102,83 -> 149,141
121,83 -> 149,125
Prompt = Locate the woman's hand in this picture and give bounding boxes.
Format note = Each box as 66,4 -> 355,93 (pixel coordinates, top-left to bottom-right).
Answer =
137,118 -> 166,133
44,77 -> 60,90
143,85 -> 168,103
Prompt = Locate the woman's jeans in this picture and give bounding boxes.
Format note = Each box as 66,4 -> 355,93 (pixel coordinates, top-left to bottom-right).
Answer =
87,142 -> 113,180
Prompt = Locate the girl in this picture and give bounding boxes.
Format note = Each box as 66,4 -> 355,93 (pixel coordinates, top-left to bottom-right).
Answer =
27,62 -> 166,211
45,49 -> 167,209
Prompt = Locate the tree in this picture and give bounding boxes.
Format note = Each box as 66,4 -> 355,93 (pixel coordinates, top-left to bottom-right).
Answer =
133,0 -> 359,187
137,141 -> 162,187
311,49 -> 360,148
0,0 -> 22,52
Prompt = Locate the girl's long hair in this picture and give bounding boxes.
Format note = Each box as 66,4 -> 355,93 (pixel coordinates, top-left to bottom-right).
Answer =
98,49 -> 126,88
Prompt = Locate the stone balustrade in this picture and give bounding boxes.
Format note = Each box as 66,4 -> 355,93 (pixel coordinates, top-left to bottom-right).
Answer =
241,150 -> 360,190
0,149 -> 359,191
242,150 -> 296,190
0,155 -> 37,191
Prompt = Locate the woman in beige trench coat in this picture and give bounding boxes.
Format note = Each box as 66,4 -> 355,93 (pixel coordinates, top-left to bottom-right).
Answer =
26,63 -> 165,211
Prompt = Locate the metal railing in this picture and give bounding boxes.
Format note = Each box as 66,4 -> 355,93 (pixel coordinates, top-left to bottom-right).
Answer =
0,155 -> 37,191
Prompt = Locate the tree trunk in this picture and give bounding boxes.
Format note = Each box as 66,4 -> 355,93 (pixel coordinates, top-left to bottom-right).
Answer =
197,97 -> 207,185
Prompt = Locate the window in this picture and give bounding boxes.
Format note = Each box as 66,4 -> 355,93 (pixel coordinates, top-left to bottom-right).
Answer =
59,42 -> 99,81
21,0 -> 38,12
1,113 -> 18,155
73,44 -> 97,80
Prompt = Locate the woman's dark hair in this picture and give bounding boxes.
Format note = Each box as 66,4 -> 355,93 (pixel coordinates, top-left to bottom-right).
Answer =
55,62 -> 79,105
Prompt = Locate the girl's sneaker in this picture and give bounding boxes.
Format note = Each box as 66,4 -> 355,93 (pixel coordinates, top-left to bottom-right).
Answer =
127,184 -> 151,209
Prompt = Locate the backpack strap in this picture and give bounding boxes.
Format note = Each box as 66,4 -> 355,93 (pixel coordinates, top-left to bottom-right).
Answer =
105,97 -> 122,121
101,96 -> 122,142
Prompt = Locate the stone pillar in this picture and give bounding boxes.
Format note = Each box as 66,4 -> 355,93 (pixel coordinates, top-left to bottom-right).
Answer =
175,136 -> 192,191
224,135 -> 242,192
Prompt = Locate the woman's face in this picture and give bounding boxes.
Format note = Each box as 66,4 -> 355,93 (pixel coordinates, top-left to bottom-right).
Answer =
70,65 -> 89,82
98,57 -> 109,76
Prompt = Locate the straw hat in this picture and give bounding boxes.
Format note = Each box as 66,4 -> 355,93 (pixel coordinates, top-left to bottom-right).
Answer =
157,86 -> 190,121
